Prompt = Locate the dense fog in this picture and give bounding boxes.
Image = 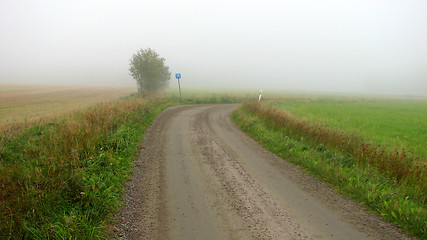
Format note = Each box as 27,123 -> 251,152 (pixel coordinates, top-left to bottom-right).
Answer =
1,0 -> 426,96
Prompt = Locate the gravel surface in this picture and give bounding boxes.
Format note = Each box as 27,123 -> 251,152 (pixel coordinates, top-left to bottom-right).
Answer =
111,104 -> 411,240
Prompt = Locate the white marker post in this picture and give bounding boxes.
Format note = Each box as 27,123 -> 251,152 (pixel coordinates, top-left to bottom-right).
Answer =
175,73 -> 182,101
258,89 -> 263,102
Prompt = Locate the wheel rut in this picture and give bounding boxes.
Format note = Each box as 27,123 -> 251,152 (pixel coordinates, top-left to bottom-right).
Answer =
112,104 -> 410,240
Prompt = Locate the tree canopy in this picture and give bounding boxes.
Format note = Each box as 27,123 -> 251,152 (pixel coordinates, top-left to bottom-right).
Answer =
129,48 -> 171,95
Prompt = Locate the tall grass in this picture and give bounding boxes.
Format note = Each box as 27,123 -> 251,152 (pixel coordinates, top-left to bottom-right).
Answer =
271,100 -> 427,158
0,96 -> 173,239
0,92 -> 250,238
245,102 -> 426,194
234,102 -> 426,238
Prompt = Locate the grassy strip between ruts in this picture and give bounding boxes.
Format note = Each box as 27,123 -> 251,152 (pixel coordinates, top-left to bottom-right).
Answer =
231,103 -> 426,239
0,93 -> 248,239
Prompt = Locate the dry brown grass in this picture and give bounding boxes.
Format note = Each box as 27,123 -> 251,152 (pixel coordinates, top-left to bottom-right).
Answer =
0,84 -> 135,125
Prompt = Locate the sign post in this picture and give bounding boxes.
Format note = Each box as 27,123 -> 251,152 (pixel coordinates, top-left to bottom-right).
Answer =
175,73 -> 182,101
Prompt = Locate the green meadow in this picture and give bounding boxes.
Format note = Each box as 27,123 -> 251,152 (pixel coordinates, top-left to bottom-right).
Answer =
233,97 -> 427,238
270,100 -> 427,160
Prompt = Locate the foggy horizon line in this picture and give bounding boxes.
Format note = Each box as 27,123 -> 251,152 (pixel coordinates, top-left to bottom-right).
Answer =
1,81 -> 426,99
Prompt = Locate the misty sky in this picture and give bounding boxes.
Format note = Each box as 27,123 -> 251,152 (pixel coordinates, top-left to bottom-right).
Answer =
1,0 -> 426,95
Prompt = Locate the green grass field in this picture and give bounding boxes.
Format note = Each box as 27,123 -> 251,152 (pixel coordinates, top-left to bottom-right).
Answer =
233,98 -> 427,238
269,100 -> 427,161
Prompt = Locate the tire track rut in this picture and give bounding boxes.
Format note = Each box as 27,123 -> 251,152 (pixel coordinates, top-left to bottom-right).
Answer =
112,104 -> 410,240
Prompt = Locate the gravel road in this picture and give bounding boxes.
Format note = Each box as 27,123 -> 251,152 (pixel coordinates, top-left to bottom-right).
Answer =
111,104 -> 410,240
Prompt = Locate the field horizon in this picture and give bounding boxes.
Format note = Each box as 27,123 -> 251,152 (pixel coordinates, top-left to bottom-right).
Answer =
1,86 -> 425,238
0,84 -> 136,125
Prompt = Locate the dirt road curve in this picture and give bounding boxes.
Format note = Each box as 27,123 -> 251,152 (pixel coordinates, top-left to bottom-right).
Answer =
112,104 -> 410,240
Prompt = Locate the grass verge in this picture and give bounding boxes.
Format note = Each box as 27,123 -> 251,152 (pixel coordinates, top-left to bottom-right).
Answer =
0,96 -> 175,239
232,102 -> 426,239
269,100 -> 427,159
0,93 -> 248,239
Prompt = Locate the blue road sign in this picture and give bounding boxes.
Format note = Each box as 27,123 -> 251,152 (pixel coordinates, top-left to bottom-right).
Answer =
175,73 -> 181,79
